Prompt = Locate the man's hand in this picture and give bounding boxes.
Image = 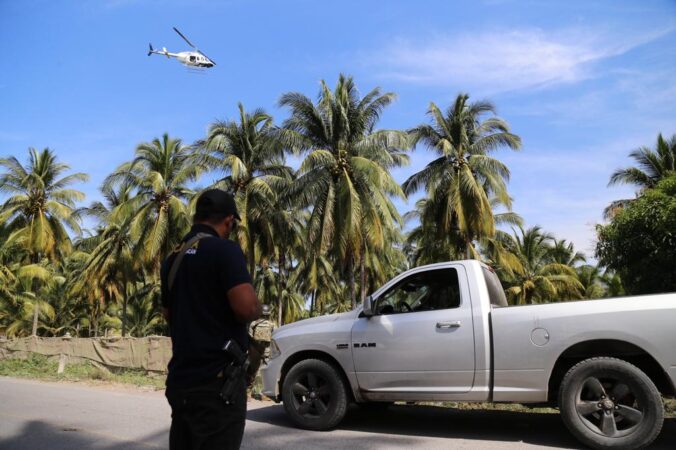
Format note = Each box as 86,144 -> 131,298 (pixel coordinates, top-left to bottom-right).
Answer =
227,283 -> 262,323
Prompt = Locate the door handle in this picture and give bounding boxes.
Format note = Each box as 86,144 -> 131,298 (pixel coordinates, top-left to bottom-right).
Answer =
436,321 -> 461,329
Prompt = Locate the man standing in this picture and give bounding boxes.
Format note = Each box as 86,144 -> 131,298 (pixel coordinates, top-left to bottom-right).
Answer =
161,189 -> 261,450
246,304 -> 275,391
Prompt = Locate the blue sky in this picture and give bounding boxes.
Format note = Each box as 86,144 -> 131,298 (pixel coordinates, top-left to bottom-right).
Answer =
1,0 -> 675,257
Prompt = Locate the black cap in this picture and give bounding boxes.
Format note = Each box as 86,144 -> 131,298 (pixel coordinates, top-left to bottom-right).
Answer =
195,189 -> 241,220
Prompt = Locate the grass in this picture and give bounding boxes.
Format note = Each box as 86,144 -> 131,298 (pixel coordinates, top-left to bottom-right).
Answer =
0,354 -> 166,390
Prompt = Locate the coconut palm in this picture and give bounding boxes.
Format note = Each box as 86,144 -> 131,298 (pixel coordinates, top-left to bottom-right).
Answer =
105,134 -> 200,267
254,263 -> 305,325
2,263 -> 57,337
549,238 -> 586,266
0,147 -> 87,335
403,94 -> 521,259
120,283 -> 163,337
290,252 -> 342,316
404,198 -> 464,266
201,103 -> 292,280
605,133 -> 676,219
361,230 -> 408,300
76,183 -> 139,336
278,74 -> 409,307
600,270 -> 625,298
576,265 -> 607,299
501,226 -> 583,304
609,133 -> 676,189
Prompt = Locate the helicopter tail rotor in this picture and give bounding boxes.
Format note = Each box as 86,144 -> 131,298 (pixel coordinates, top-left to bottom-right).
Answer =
148,43 -> 154,56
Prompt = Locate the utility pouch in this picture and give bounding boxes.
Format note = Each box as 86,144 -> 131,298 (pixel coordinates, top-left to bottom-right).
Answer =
219,339 -> 249,405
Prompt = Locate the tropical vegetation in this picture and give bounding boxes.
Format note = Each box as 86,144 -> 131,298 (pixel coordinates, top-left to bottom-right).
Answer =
1,76 -> 672,338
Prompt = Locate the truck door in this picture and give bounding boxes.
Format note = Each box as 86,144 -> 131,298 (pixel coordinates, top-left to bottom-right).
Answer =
351,265 -> 475,394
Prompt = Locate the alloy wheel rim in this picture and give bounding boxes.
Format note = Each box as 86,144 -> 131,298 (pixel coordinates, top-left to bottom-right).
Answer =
575,375 -> 645,438
290,371 -> 332,418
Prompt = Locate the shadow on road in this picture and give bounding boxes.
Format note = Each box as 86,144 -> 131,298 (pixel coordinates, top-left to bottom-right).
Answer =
2,403 -> 673,450
0,420 -> 168,450
247,402 -> 676,449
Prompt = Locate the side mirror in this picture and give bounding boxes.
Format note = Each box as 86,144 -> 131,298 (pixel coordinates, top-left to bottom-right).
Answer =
363,295 -> 375,317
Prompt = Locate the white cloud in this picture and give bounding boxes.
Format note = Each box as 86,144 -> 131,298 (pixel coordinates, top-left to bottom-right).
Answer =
368,26 -> 675,93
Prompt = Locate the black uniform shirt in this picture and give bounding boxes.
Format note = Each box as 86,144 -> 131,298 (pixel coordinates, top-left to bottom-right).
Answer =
160,224 -> 252,388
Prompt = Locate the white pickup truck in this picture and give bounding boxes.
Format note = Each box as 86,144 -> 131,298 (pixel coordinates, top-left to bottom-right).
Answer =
261,260 -> 676,449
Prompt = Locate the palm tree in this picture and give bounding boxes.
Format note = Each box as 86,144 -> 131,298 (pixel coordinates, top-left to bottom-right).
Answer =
605,133 -> 676,218
278,74 -> 409,307
549,238 -> 586,266
404,198 -> 464,266
2,263 -> 57,337
290,252 -> 342,316
201,103 -> 292,280
105,134 -> 200,267
576,265 -> 607,299
501,226 -> 583,304
0,147 -> 88,335
600,270 -> 625,298
121,283 -> 163,337
76,183 -> 139,336
403,94 -> 521,259
609,133 -> 676,189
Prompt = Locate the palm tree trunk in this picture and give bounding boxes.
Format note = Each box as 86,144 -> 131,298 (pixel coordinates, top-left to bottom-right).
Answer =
30,253 -> 40,337
310,289 -> 316,315
121,279 -> 128,337
248,232 -> 256,283
466,238 -> 472,260
31,301 -> 40,337
347,253 -> 356,309
359,242 -> 367,305
122,296 -> 128,337
277,250 -> 286,327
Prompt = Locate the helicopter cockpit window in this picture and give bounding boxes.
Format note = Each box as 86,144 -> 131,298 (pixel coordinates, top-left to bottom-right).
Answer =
189,55 -> 196,62
375,268 -> 460,315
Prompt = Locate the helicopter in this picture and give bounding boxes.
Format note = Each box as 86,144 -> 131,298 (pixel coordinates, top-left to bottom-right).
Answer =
148,27 -> 216,69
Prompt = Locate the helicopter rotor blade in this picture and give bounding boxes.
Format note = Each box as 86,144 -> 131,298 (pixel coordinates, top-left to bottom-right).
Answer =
173,27 -> 195,48
197,50 -> 216,65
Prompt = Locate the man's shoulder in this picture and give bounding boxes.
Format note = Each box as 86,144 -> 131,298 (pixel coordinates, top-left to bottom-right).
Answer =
200,237 -> 243,254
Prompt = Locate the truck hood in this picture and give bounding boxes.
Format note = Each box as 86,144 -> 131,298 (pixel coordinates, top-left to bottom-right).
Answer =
273,309 -> 359,336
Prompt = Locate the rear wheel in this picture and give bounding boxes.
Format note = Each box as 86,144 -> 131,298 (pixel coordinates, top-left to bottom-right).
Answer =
558,357 -> 664,449
282,359 -> 348,430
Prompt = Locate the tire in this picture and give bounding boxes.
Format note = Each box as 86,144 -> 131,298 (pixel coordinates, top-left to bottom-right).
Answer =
282,359 -> 349,430
558,357 -> 664,449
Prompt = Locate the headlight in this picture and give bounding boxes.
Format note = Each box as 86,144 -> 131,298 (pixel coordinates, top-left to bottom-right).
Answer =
269,339 -> 281,360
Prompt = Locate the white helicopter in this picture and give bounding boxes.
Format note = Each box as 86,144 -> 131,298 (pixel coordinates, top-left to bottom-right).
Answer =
148,27 -> 216,69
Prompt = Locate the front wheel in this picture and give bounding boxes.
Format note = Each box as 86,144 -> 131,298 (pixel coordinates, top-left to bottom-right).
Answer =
282,359 -> 348,430
558,357 -> 664,449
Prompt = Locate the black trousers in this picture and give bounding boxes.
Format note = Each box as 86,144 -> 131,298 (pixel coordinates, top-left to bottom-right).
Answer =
165,376 -> 247,450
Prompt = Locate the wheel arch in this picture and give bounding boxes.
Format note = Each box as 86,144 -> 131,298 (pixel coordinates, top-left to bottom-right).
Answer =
547,339 -> 675,402
279,350 -> 356,402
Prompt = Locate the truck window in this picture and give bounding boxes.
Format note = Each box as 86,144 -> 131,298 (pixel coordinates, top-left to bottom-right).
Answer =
481,266 -> 508,307
375,268 -> 460,315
